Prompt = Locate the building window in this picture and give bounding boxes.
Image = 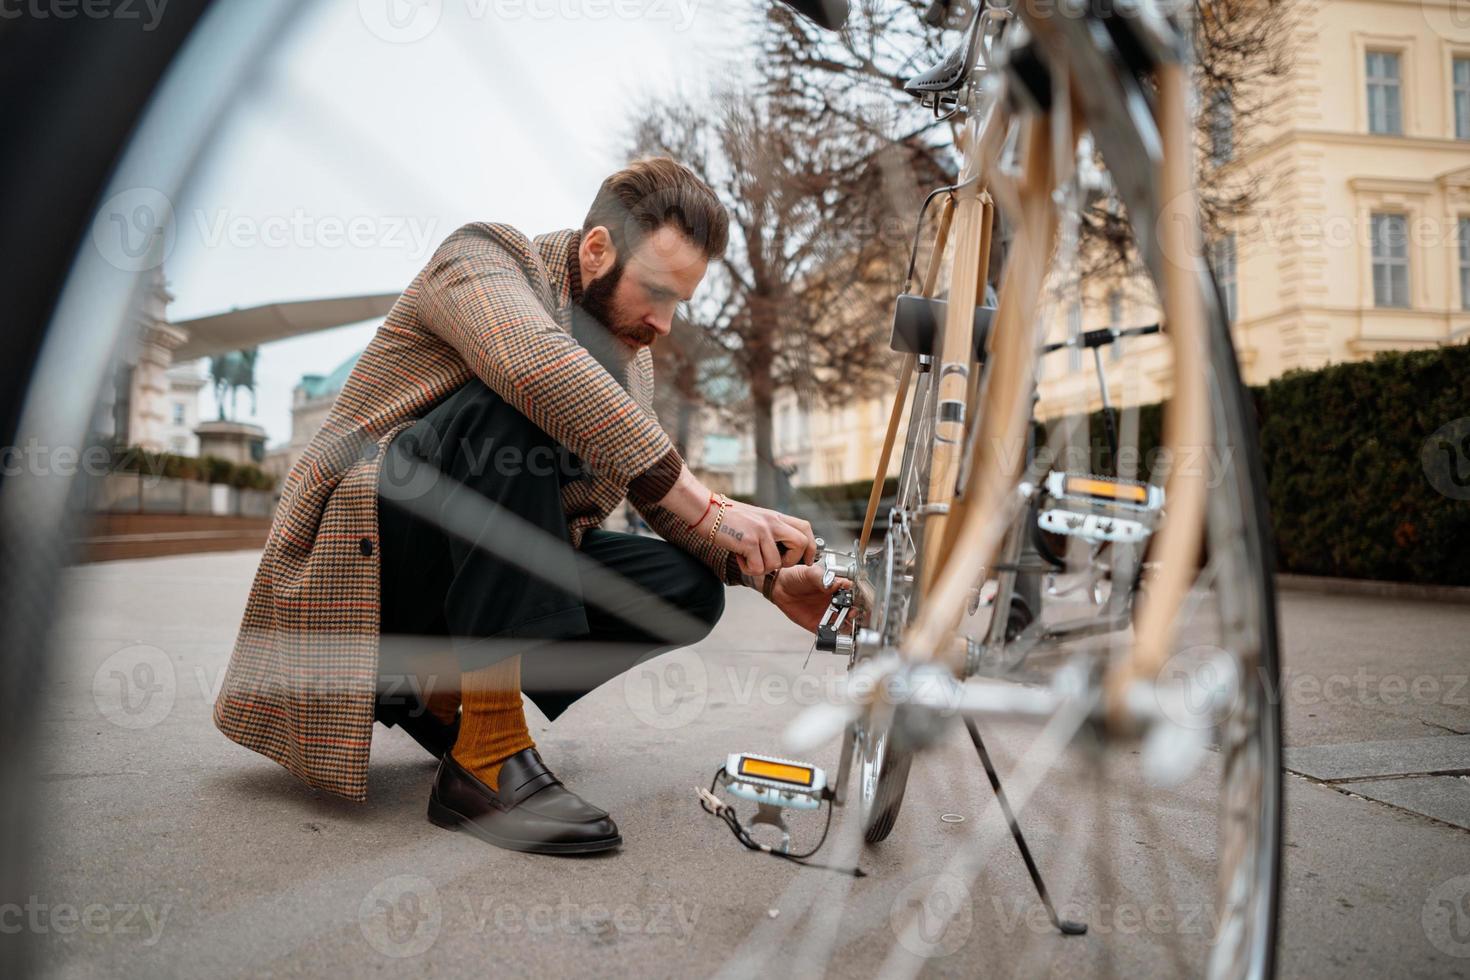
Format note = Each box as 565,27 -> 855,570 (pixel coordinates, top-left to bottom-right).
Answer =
1370,212 -> 1410,308
1067,302 -> 1082,372
172,402 -> 186,426
823,449 -> 843,484
1365,51 -> 1403,135
1456,57 -> 1470,140
111,364 -> 133,448
1460,217 -> 1470,311
1107,289 -> 1124,360
1210,235 -> 1238,322
1208,88 -> 1234,164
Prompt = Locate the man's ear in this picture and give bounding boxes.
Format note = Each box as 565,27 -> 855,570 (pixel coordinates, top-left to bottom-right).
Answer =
580,225 -> 618,278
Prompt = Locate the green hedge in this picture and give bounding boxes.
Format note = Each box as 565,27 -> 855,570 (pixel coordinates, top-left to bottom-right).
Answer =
779,345 -> 1470,586
1256,346 -> 1470,586
113,447 -> 276,492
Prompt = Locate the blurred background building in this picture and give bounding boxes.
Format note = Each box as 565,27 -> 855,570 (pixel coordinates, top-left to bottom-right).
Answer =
1032,0 -> 1470,417
263,351 -> 362,483
778,0 -> 1470,489
99,0 -> 1470,505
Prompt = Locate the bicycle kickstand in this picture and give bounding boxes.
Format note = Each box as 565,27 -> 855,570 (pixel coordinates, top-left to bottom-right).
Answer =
964,718 -> 1088,936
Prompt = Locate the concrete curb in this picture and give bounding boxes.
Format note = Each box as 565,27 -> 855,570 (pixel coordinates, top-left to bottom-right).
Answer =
1276,573 -> 1470,605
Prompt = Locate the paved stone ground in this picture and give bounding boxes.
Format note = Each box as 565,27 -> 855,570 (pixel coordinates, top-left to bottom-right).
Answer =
23,551 -> 1470,978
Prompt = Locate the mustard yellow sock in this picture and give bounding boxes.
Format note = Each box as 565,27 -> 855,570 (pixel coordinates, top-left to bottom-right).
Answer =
450,656 -> 534,792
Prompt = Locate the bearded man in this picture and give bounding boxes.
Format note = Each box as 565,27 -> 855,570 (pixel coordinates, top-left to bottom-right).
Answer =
214,158 -> 844,856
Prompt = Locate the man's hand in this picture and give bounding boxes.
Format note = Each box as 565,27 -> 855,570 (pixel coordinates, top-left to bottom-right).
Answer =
656,465 -> 817,575
769,564 -> 851,633
716,499 -> 817,576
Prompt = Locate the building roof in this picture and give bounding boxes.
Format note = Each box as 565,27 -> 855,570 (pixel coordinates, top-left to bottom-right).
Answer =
172,292 -> 399,361
300,350 -> 363,400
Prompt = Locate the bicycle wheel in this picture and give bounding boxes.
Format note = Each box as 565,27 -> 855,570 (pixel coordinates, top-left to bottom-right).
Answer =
856,722 -> 914,843
1195,265 -> 1282,980
853,360 -> 938,842
878,73 -> 1280,979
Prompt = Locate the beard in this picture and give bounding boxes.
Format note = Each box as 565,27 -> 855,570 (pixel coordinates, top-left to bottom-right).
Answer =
579,259 -> 657,349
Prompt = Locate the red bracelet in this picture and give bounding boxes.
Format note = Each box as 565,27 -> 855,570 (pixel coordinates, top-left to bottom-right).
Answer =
685,492 -> 718,531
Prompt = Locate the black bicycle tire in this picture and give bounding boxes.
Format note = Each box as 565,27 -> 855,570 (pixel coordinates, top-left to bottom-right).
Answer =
0,9 -> 217,978
1202,267 -> 1282,980
862,739 -> 915,843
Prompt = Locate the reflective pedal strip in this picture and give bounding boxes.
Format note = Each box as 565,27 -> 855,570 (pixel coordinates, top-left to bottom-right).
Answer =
740,757 -> 815,787
1064,475 -> 1148,503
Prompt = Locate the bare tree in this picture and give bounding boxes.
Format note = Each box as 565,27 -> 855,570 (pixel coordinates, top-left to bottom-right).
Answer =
650,312 -> 720,459
760,0 -> 1296,278
629,80 -> 949,503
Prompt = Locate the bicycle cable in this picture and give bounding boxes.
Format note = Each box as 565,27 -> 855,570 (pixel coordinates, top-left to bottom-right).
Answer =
901,174 -> 981,293
697,767 -> 865,878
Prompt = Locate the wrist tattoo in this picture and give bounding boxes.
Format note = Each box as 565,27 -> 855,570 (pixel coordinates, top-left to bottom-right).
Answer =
720,525 -> 743,542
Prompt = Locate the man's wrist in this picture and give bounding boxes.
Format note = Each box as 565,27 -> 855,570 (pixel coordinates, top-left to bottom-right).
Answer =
655,464 -> 711,526
761,568 -> 780,601
733,565 -> 780,597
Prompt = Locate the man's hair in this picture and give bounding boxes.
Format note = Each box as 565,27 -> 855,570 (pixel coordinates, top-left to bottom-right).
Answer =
583,157 -> 728,261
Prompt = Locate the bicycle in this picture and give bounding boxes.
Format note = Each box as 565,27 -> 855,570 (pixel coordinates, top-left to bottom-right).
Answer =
716,2 -> 1283,977
4,1 -> 1281,975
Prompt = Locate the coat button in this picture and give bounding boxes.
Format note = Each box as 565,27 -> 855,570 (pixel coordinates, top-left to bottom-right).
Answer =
359,537 -> 373,557
361,442 -> 379,462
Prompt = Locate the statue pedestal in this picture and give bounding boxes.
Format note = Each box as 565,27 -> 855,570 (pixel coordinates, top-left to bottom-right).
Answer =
195,420 -> 267,466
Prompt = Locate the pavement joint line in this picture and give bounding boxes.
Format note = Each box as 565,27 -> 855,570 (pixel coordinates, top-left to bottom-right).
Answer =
1288,767 -> 1470,784
1284,769 -> 1470,835
1283,734 -> 1470,782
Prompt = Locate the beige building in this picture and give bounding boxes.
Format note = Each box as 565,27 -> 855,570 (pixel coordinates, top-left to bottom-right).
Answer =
773,388 -> 897,489
263,351 -> 363,482
1040,0 -> 1469,417
162,360 -> 208,456
770,0 -> 1470,489
94,267 -> 192,453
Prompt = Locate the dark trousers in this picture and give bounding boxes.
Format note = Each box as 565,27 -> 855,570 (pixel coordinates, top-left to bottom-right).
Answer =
374,379 -> 725,721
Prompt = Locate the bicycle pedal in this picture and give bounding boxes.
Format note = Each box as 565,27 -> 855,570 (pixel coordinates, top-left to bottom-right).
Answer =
720,753 -> 827,811
1037,472 -> 1163,544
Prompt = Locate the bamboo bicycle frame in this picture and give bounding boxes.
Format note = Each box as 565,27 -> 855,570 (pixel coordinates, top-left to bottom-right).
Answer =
855,58 -> 1209,717
856,197 -> 955,558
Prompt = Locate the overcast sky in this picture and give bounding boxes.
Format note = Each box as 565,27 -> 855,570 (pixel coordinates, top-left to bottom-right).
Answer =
168,0 -> 757,447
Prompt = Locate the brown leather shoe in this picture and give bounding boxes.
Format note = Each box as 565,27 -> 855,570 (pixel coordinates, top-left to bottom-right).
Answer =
427,748 -> 622,855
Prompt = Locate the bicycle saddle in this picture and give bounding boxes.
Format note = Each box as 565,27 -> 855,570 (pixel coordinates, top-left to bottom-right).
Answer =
904,5 -> 985,95
777,0 -> 848,31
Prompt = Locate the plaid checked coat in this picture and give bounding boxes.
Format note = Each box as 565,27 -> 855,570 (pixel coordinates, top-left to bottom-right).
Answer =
213,223 -> 742,801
